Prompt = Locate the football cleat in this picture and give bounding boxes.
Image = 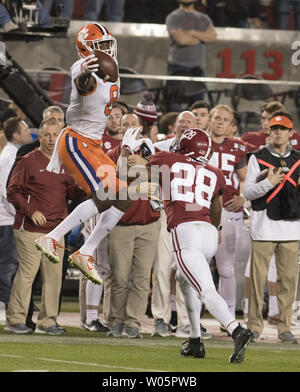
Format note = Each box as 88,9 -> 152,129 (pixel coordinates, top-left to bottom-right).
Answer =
68,250 -> 102,285
34,236 -> 61,263
81,320 -> 109,332
180,337 -> 205,358
230,324 -> 254,364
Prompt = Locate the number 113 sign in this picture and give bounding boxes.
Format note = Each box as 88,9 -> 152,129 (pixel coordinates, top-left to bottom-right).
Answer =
216,48 -> 283,80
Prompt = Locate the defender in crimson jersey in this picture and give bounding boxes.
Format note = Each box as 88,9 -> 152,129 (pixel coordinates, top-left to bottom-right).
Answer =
149,150 -> 225,231
145,128 -> 254,363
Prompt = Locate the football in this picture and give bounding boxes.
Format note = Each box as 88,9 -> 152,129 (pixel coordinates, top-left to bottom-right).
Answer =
94,50 -> 119,83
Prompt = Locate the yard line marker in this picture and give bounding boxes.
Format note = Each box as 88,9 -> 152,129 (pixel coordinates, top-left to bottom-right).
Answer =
37,357 -> 165,372
0,354 -> 164,372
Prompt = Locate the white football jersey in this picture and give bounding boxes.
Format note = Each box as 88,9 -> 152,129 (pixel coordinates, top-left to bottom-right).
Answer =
66,58 -> 119,140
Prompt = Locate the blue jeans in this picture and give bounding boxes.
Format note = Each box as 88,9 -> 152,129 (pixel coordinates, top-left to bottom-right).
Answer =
277,0 -> 300,30
84,0 -> 126,22
0,4 -> 12,27
0,226 -> 18,306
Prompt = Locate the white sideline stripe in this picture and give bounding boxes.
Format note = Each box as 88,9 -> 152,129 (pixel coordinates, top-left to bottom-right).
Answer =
0,354 -> 164,372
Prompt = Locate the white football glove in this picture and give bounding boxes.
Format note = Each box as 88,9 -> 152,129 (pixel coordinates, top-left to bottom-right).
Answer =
121,127 -> 144,153
82,54 -> 99,73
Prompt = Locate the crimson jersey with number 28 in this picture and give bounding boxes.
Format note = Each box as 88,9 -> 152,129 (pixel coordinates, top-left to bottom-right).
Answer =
147,151 -> 226,231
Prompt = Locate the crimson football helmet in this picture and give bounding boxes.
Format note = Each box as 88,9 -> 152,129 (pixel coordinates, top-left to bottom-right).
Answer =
76,23 -> 117,59
177,128 -> 213,164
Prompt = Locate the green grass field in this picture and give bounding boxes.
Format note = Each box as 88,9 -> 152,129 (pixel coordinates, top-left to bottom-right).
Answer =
1,326 -> 300,373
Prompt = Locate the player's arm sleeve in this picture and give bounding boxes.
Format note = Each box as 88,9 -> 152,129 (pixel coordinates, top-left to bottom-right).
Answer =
243,154 -> 274,200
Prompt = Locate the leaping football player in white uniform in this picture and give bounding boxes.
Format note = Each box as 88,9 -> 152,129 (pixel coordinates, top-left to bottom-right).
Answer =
35,23 -> 133,285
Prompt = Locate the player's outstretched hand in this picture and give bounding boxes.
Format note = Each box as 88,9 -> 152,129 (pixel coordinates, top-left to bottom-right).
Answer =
82,54 -> 99,73
122,127 -> 143,153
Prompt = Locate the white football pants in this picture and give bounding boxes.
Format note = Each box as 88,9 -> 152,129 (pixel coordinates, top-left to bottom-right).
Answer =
215,209 -> 243,316
170,221 -> 236,338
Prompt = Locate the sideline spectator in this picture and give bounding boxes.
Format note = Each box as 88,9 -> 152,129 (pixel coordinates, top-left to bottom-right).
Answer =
0,3 -> 19,32
158,111 -> 178,138
4,118 -> 85,335
189,100 -> 211,130
0,117 -> 32,318
9,105 -> 68,330
79,111 -> 140,332
133,92 -> 159,143
41,0 -> 74,19
243,110 -> 300,344
101,103 -> 127,153
84,0 -> 126,22
106,132 -> 161,339
276,0 -> 300,30
165,0 -> 217,109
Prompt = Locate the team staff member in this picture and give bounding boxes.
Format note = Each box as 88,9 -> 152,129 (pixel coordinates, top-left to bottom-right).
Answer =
106,132 -> 161,338
244,111 -> 300,344
0,117 -> 32,315
4,118 -> 85,335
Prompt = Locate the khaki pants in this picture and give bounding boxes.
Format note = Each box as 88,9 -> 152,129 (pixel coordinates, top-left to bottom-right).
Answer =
6,229 -> 64,328
248,240 -> 299,334
151,210 -> 189,327
79,272 -> 112,326
109,219 -> 161,328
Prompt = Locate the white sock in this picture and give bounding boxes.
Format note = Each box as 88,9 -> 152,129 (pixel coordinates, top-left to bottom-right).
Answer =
86,280 -> 103,307
243,298 -> 249,315
219,275 -> 236,317
48,199 -> 98,242
86,309 -> 99,324
268,295 -> 279,316
170,294 -> 177,312
227,320 -> 239,336
79,206 -> 124,256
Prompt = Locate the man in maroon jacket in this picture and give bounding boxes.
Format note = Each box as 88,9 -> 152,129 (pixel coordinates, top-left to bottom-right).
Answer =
106,138 -> 161,338
4,118 -> 85,335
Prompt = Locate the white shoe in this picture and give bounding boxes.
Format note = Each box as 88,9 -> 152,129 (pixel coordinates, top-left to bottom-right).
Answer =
2,21 -> 19,33
175,325 -> 190,338
68,250 -> 102,285
34,236 -> 61,263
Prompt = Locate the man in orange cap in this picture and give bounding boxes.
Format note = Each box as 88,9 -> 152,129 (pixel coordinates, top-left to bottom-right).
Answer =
243,109 -> 300,344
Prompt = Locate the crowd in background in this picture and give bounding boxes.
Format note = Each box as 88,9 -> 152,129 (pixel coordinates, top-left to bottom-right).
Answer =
0,0 -> 299,345
0,0 -> 300,32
